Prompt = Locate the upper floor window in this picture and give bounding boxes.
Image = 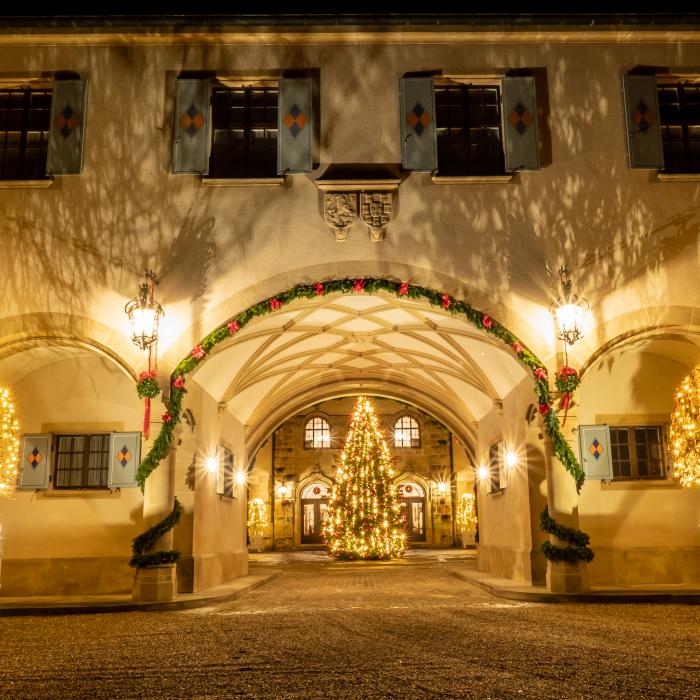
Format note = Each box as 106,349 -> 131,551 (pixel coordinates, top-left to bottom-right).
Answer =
173,76 -> 313,178
54,434 -> 110,489
304,417 -> 331,449
0,87 -> 52,180
210,85 -> 279,178
400,74 -> 540,175
394,416 -> 420,448
609,425 -> 666,480
657,81 -> 700,173
434,82 -> 505,176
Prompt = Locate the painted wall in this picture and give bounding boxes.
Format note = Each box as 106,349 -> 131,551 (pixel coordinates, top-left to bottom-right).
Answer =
187,384 -> 248,592
476,377 -> 548,585
0,354 -> 145,595
577,349 -> 700,584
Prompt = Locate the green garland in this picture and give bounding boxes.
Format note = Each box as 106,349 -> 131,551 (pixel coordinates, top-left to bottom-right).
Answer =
539,506 -> 594,564
135,277 -> 585,492
129,497 -> 182,569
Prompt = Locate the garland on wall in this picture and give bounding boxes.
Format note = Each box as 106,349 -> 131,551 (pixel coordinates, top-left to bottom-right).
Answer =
128,497 -> 182,569
539,506 -> 594,564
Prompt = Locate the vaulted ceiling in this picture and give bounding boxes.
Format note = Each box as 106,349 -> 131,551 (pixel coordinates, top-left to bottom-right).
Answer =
191,292 -> 530,449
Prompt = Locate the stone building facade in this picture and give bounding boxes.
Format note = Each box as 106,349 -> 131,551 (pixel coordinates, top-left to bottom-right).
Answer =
248,397 -> 475,551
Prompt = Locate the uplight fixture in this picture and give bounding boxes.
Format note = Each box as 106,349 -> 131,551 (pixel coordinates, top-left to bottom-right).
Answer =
505,450 -> 518,470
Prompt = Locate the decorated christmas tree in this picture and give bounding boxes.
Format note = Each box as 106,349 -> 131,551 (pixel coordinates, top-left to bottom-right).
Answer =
323,396 -> 406,559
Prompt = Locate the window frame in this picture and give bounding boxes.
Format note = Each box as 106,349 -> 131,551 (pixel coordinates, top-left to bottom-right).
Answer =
608,424 -> 668,481
303,416 -> 332,450
393,415 -> 421,449
208,79 -> 280,180
656,76 -> 700,174
433,76 -> 507,177
0,83 -> 52,181
53,433 -> 111,490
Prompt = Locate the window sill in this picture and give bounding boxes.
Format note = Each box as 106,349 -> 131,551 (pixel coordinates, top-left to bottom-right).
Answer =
431,174 -> 514,185
201,177 -> 285,187
600,478 -> 679,490
0,178 -> 53,189
656,172 -> 700,182
35,488 -> 122,498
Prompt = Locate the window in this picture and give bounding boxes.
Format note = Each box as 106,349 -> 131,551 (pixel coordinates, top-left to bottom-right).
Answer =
488,442 -> 502,492
304,417 -> 331,449
0,87 -> 52,180
220,446 -> 234,498
394,416 -> 420,448
609,426 -> 666,480
657,81 -> 700,173
210,85 -> 279,178
54,434 -> 110,489
434,82 -> 505,176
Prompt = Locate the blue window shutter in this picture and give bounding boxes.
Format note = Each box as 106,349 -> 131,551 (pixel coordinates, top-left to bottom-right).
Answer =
503,76 -> 540,172
108,432 -> 141,488
400,77 -> 437,171
46,79 -> 87,175
578,425 -> 613,480
173,78 -> 210,174
278,78 -> 313,174
621,74 -> 664,169
18,434 -> 51,490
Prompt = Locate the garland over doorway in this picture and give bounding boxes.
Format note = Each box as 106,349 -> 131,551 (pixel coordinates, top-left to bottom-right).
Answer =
130,277 -> 591,568
136,277 -> 585,491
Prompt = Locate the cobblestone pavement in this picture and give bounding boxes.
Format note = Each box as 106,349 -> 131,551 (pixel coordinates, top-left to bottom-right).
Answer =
0,554 -> 698,699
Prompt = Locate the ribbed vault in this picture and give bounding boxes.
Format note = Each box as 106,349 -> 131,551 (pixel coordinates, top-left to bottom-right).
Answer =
191,291 -> 529,456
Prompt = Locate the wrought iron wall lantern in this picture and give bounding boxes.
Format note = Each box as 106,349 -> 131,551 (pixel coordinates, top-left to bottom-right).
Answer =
550,266 -> 588,346
125,270 -> 163,350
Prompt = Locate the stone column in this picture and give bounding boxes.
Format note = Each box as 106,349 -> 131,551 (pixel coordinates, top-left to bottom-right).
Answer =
132,441 -> 178,602
542,432 -> 590,593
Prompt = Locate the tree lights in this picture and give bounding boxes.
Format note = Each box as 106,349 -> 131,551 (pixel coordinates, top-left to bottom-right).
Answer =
323,396 -> 406,560
0,386 -> 20,496
670,365 -> 700,488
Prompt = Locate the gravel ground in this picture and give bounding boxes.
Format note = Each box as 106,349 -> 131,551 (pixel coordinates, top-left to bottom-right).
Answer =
0,559 -> 698,699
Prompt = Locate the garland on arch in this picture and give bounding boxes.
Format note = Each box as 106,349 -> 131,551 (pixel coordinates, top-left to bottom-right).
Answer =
134,277 -> 586,494
539,506 -> 594,564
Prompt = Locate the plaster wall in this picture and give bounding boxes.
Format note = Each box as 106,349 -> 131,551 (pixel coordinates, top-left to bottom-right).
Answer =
577,351 -> 700,584
0,355 -> 145,595
188,384 -> 248,592
0,37 -> 698,371
476,377 -> 546,585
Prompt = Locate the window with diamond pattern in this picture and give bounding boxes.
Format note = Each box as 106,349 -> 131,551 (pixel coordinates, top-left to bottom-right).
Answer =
609,426 -> 667,480
657,81 -> 700,173
55,434 -> 110,489
434,83 -> 505,176
209,85 -> 278,178
0,87 -> 52,180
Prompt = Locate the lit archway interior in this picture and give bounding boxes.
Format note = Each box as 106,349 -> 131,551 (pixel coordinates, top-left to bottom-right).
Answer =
190,292 -> 530,459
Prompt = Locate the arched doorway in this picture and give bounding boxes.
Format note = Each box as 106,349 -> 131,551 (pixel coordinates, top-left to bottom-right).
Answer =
299,481 -> 330,544
397,480 -> 427,543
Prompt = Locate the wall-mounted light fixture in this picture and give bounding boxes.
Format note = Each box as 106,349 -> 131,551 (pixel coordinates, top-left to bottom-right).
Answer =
435,480 -> 449,497
205,455 -> 219,475
124,270 -> 164,350
275,482 -> 292,500
477,465 -> 490,482
550,266 -> 588,346
504,450 -> 518,470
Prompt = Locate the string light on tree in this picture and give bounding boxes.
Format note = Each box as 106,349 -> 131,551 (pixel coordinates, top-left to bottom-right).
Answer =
323,396 -> 406,560
670,365 -> 700,488
0,385 -> 20,496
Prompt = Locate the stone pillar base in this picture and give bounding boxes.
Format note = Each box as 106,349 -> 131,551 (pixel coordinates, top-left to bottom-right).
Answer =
546,561 -> 590,593
132,564 -> 177,602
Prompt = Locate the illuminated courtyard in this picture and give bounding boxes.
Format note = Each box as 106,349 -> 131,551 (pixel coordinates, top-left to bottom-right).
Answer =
0,554 -> 697,699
